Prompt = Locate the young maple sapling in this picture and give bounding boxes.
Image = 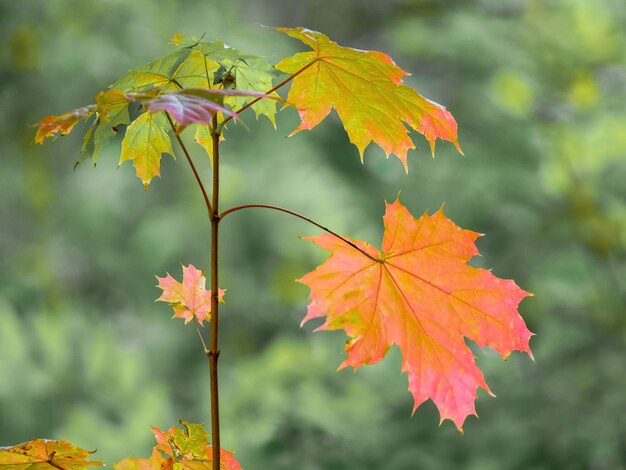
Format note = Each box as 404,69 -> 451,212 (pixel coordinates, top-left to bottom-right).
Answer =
2,26 -> 533,470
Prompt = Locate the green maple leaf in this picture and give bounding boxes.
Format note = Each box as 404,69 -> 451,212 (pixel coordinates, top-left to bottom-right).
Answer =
37,35 -> 278,176
218,57 -> 278,126
172,35 -> 278,125
111,48 -> 193,93
82,90 -> 132,164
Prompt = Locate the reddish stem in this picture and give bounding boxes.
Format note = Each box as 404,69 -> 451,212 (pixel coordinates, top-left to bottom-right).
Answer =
220,204 -> 382,263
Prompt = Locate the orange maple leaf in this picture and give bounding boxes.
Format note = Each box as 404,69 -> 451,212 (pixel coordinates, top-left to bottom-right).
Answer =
34,105 -> 96,144
275,27 -> 462,170
299,199 -> 533,430
156,264 -> 225,325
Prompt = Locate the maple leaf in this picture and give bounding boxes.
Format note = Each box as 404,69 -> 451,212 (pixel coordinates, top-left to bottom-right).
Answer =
34,105 -> 96,144
194,124 -> 215,164
275,27 -> 462,170
119,111 -> 174,189
111,48 -> 193,93
37,36 -> 278,178
144,89 -> 238,127
113,36 -> 278,122
298,199 -> 532,430
81,90 -> 133,165
217,57 -> 279,126
156,264 -> 225,325
0,439 -> 103,469
112,450 -> 165,470
171,35 -> 278,124
95,90 -> 133,124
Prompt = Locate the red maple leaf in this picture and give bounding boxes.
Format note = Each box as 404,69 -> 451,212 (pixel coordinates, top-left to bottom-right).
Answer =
299,199 -> 533,430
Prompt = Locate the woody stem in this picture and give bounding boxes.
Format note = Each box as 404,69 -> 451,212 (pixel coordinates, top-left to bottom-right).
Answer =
209,114 -> 222,470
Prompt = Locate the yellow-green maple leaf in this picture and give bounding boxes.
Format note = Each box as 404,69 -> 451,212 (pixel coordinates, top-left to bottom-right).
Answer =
194,124 -> 215,165
111,49 -> 191,93
172,36 -> 278,124
120,112 -> 173,188
0,439 -> 103,469
275,27 -> 462,170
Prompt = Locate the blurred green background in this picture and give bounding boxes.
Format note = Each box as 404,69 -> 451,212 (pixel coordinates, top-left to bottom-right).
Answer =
1,0 -> 625,468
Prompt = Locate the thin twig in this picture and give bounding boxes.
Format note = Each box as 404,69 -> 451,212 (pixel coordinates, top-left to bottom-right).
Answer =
220,204 -> 382,263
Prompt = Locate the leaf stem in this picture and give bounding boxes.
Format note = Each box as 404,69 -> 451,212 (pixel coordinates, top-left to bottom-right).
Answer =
220,59 -> 318,127
165,112 -> 214,220
209,114 -> 221,470
194,318 -> 210,355
220,204 -> 382,263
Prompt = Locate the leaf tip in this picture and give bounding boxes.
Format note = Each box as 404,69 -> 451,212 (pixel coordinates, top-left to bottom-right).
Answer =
456,142 -> 465,156
170,33 -> 186,46
399,155 -> 410,173
429,140 -> 436,158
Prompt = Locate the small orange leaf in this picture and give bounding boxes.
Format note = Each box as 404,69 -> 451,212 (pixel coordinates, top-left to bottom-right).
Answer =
299,199 -> 532,430
35,106 -> 96,144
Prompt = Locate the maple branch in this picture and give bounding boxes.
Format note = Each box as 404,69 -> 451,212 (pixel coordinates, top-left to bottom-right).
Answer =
220,204 -> 382,263
208,114 -> 222,470
165,112 -> 214,220
220,59 -> 318,127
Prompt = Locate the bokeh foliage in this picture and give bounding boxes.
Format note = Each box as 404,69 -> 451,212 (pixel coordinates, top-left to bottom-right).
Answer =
1,0 -> 625,468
